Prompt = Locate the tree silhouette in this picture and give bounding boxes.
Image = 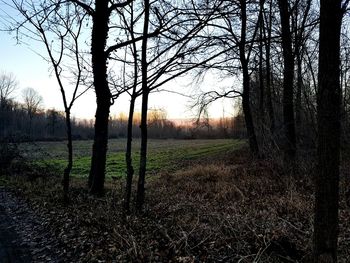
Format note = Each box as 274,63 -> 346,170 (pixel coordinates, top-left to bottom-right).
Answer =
313,0 -> 345,261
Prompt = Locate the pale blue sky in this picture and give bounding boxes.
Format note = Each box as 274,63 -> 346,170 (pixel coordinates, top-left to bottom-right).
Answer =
0,3 -> 235,120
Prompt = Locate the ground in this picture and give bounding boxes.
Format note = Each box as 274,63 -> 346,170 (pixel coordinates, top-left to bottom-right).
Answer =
19,139 -> 243,177
0,188 -> 32,262
0,187 -> 48,262
1,139 -> 350,262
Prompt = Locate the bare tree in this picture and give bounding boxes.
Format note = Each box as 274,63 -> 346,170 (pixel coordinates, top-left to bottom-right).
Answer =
313,0 -> 345,261
122,2 -> 139,213
263,0 -> 275,134
292,0 -> 312,140
135,0 -> 151,211
189,0 -> 263,156
278,0 -> 296,161
69,0 -> 161,195
0,71 -> 18,103
133,0 -> 228,210
238,0 -> 261,156
0,71 -> 19,138
9,0 -> 89,202
22,87 -> 43,136
110,0 -> 227,210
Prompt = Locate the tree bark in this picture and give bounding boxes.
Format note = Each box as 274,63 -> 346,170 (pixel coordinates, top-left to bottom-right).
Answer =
136,0 -> 150,211
258,0 -> 265,122
89,100 -> 110,195
264,0 -> 275,133
242,64 -> 259,156
63,110 -> 72,204
313,0 -> 342,261
124,94 -> 136,212
239,0 -> 259,156
123,1 -> 138,213
294,0 -> 311,143
88,0 -> 111,195
295,52 -> 302,139
278,0 -> 296,161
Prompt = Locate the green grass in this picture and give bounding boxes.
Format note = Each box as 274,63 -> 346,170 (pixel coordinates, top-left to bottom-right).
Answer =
19,139 -> 245,178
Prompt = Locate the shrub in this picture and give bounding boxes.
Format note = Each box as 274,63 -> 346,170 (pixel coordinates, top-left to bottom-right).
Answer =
0,139 -> 19,172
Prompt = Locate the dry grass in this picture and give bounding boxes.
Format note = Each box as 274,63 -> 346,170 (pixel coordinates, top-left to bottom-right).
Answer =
147,161 -> 314,262
2,148 -> 350,262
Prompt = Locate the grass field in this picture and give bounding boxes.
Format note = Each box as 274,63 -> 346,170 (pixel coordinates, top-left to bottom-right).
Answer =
19,139 -> 245,178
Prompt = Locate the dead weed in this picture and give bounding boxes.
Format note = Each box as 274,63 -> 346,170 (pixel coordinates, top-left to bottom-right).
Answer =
2,152 -> 350,262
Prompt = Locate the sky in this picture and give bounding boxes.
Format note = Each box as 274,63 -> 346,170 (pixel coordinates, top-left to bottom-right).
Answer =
0,3 -> 237,121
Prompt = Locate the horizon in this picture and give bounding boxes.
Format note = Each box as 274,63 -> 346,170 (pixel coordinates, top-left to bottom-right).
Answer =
0,0 -> 238,121
0,32 -> 237,121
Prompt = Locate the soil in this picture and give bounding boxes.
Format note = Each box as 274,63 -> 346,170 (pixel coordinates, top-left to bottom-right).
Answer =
0,187 -> 61,263
0,188 -> 31,262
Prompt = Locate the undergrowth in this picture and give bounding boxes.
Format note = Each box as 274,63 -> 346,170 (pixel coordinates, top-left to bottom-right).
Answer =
1,147 -> 350,262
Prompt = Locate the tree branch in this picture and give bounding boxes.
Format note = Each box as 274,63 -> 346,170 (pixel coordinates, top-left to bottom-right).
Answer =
109,0 -> 134,14
105,29 -> 160,55
68,0 -> 94,16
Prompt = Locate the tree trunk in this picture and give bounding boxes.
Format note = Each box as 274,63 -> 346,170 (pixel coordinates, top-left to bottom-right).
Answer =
136,89 -> 149,211
239,0 -> 259,156
313,0 -> 342,261
242,65 -> 259,156
89,100 -> 110,195
258,0 -> 265,120
29,116 -> 33,140
63,110 -> 72,204
124,94 -> 136,212
264,0 -> 275,133
136,0 -> 150,211
265,45 -> 275,133
294,0 -> 311,143
123,1 -> 138,213
88,0 -> 111,195
278,0 -> 296,161
295,52 -> 302,140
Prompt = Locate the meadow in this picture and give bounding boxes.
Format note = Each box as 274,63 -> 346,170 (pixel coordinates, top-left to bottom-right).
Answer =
19,139 -> 245,178
5,138 -> 350,262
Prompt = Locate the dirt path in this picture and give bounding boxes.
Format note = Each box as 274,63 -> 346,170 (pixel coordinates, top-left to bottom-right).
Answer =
0,188 -> 32,262
0,203 -> 32,262
0,187 -> 62,263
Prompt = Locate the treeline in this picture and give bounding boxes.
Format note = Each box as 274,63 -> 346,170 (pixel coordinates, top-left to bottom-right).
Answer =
1,98 -> 68,140
0,96 -> 246,140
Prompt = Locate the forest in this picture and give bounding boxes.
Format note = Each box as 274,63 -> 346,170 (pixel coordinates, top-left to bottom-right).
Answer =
0,92 -> 246,141
0,0 -> 349,262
